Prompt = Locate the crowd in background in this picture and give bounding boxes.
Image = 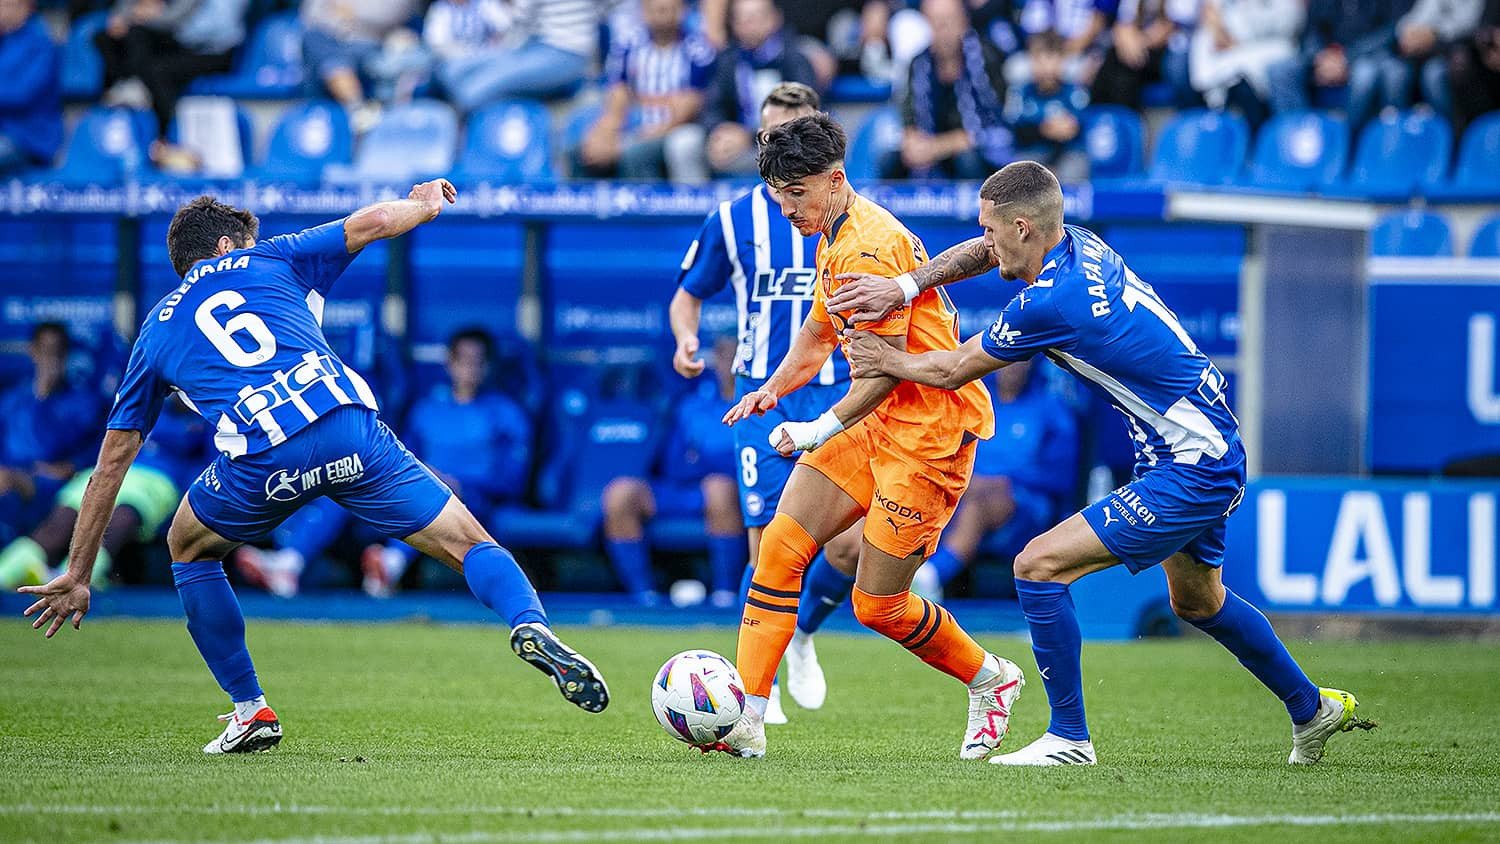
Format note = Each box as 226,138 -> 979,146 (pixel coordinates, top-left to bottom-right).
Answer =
0,0 -> 1498,178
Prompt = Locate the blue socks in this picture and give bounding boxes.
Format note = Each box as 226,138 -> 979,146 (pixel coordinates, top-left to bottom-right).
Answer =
605,538 -> 654,597
797,552 -> 853,634
463,542 -> 547,628
926,547 -> 965,584
707,534 -> 747,596
172,561 -> 262,703
1188,588 -> 1321,724
1014,578 -> 1089,741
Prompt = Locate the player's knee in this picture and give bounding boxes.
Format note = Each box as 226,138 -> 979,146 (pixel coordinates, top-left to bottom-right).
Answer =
1014,537 -> 1065,583
823,531 -> 860,576
850,588 -> 907,637
756,514 -> 818,581
701,475 -> 741,531
1168,584 -> 1224,621
602,477 -> 649,519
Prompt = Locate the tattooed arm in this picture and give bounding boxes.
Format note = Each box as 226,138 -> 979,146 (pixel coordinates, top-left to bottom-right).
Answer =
825,237 -> 998,322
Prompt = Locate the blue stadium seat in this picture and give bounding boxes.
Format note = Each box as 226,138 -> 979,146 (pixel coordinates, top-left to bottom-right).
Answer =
1369,210 -> 1453,257
1148,109 -> 1249,186
52,107 -> 153,184
845,106 -> 902,182
60,12 -> 106,102
453,100 -> 555,183
323,99 -> 458,184
1470,213 -> 1500,258
249,101 -> 353,183
1340,109 -> 1451,200
1079,105 -> 1143,180
1246,111 -> 1348,192
1431,111 -> 1500,200
188,12 -> 305,98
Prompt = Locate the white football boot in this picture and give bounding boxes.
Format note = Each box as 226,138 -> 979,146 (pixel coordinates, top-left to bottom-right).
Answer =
991,732 -> 1097,766
960,655 -> 1025,760
203,706 -> 282,754
1289,687 -> 1375,764
783,633 -> 827,710
705,705 -> 766,758
765,681 -> 789,725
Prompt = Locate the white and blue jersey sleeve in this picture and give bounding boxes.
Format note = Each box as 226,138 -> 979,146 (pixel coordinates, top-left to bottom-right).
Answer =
981,286 -> 1076,363
677,207 -> 734,300
258,218 -> 358,297
106,337 -> 172,435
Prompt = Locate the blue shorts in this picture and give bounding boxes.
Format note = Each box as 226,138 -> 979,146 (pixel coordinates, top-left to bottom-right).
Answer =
651,480 -> 705,517
1080,439 -> 1247,573
187,406 -> 452,543
732,380 -> 845,528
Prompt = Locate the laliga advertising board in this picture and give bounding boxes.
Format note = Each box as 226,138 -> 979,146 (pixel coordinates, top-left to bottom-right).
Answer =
1222,479 -> 1498,614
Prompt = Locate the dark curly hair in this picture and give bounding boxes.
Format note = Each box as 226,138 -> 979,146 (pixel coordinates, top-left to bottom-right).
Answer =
757,113 -> 847,187
166,195 -> 259,277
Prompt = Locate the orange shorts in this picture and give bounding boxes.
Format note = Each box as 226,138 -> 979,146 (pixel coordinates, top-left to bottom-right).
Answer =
798,415 -> 977,559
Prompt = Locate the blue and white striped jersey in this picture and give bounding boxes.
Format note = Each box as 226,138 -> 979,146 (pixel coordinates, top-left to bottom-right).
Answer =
982,224 -> 1239,469
677,184 -> 849,387
605,28 -> 717,130
107,219 -> 380,458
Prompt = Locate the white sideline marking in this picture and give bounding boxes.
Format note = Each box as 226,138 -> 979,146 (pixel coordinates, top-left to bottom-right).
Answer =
3,807 -> 1499,842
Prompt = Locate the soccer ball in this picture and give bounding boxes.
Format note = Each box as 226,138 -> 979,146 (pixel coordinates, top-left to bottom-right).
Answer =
651,650 -> 745,746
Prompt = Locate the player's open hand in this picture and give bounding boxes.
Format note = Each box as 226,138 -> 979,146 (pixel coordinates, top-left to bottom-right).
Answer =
19,573 -> 90,638
410,179 -> 458,212
722,389 -> 777,426
828,273 -> 905,322
843,329 -> 890,378
673,335 -> 705,378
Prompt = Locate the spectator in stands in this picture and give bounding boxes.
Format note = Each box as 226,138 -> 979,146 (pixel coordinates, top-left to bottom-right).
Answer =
234,328 -> 533,598
438,0 -> 613,112
1397,0 -> 1484,121
1189,0 -> 1302,127
1265,0 -> 1415,133
0,323 -> 100,546
601,337 -> 744,607
1093,0 -> 1199,109
1012,0 -> 1110,85
301,0 -> 422,133
910,360 -> 1077,601
0,396 -> 210,589
700,0 -> 896,85
93,0 -> 249,172
1008,30 -> 1090,181
0,0 -> 61,174
1448,0 -> 1500,131
573,0 -> 718,182
425,0 -> 515,108
702,0 -> 821,177
884,0 -> 1011,179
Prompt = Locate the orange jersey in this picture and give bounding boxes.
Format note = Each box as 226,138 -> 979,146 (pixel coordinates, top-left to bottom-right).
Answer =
809,193 -> 994,459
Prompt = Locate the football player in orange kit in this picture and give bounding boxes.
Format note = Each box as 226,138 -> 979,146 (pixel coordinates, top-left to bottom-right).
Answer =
716,114 -> 1025,759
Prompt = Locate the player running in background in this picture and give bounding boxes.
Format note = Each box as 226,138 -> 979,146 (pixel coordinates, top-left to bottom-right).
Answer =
670,82 -> 863,723
17,181 -> 610,754
840,161 -> 1374,766
716,114 -> 1026,760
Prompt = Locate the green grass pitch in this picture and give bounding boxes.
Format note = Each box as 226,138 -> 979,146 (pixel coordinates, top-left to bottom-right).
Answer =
3,619 -> 1499,842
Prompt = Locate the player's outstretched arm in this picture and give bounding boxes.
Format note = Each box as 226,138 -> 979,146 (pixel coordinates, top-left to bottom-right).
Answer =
844,330 -> 1005,390
722,318 -> 838,426
767,335 -> 904,456
18,429 -> 142,638
343,179 -> 458,252
669,288 -> 706,378
827,237 -> 997,322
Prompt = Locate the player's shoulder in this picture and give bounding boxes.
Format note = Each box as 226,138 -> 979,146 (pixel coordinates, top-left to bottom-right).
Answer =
827,195 -> 913,258
848,194 -> 916,242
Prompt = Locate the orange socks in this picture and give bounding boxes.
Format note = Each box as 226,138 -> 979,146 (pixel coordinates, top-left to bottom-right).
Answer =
736,514 -> 819,696
852,587 -> 986,683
